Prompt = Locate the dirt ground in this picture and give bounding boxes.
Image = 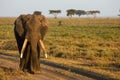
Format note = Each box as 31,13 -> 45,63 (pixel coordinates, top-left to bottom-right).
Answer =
0,51 -> 95,80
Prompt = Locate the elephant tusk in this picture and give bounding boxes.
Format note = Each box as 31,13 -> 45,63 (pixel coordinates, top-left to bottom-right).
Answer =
39,40 -> 47,58
20,39 -> 28,58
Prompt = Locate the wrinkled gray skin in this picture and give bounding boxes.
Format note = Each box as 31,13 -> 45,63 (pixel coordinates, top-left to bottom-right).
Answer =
14,14 -> 48,74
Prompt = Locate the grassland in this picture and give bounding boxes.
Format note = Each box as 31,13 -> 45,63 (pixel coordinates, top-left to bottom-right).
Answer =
0,17 -> 120,79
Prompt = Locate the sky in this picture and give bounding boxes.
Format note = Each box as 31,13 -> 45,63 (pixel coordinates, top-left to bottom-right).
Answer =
0,0 -> 120,17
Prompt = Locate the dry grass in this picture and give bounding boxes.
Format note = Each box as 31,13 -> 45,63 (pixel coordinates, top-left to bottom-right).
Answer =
0,17 -> 120,79
0,17 -> 15,25
48,18 -> 120,27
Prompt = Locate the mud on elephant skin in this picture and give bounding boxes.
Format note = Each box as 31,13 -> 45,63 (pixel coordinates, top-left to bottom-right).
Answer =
14,13 -> 48,74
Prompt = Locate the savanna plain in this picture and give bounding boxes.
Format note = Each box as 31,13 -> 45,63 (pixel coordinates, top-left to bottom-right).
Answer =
0,17 -> 120,80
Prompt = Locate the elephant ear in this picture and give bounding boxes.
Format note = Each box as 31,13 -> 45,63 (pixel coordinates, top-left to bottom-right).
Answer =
37,15 -> 48,40
14,15 -> 25,37
42,16 -> 48,27
37,15 -> 48,27
14,14 -> 31,37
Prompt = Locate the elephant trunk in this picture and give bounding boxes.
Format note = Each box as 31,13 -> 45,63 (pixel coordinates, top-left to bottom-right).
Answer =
30,37 -> 40,72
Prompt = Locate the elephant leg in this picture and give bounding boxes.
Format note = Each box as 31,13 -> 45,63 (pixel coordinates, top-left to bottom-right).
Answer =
19,58 -> 25,71
24,44 -> 31,71
19,44 -> 31,72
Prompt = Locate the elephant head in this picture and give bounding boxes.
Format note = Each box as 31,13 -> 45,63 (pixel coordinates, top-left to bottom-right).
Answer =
14,14 -> 48,73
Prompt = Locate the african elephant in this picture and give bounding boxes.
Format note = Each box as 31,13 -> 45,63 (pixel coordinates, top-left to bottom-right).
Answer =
14,13 -> 48,74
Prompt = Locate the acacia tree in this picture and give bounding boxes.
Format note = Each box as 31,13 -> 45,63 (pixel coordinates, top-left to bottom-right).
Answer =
49,10 -> 61,18
66,9 -> 76,18
33,11 -> 42,15
75,10 -> 86,17
86,10 -> 100,18
92,10 -> 100,18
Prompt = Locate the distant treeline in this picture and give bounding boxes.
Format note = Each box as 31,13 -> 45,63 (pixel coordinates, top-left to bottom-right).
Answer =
47,9 -> 100,18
